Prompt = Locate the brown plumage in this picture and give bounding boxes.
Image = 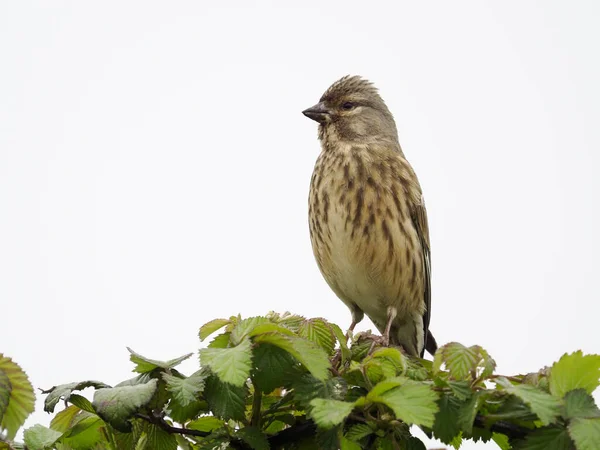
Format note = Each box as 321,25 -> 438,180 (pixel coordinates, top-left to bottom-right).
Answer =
303,75 -> 437,357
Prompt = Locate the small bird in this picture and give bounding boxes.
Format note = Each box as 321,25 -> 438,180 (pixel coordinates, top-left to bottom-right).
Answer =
303,75 -> 437,357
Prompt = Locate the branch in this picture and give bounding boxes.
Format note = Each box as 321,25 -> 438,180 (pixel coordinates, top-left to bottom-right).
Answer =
135,412 -> 210,438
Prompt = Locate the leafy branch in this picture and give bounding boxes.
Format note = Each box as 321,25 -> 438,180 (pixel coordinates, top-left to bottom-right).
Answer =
2,312 -> 600,450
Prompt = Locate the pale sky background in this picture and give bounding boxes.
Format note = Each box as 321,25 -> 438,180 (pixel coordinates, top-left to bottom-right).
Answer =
1,2 -> 599,449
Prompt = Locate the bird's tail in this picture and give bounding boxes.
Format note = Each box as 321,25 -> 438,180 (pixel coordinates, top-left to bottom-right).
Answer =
425,329 -> 438,356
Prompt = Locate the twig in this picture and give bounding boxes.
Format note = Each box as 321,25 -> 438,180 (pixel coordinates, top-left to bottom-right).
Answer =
135,412 -> 210,438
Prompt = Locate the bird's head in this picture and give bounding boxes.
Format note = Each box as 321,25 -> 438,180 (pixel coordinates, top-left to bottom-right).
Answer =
302,75 -> 399,145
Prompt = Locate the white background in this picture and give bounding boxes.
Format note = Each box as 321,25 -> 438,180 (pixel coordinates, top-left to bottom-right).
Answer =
1,2 -> 599,448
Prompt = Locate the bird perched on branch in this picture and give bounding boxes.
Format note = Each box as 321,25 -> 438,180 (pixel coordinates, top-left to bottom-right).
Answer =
303,75 -> 437,357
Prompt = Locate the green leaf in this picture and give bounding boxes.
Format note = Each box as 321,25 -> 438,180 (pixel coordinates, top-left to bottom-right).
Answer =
92,378 -> 158,431
549,351 -> 600,398
433,393 -> 463,444
253,333 -> 330,381
204,375 -> 246,421
344,423 -> 373,441
456,390 -> 485,434
208,332 -> 231,348
135,432 -> 148,450
167,397 -> 205,423
199,318 -> 231,341
292,374 -> 346,409
23,425 -> 62,450
230,317 -> 271,345
448,380 -> 472,400
49,405 -> 80,432
42,380 -> 110,413
441,343 -> 479,380
235,426 -> 269,450
496,377 -> 561,425
568,417 -> 600,450
563,389 -> 600,420
141,421 -> 177,450
162,370 -> 207,407
340,435 -> 362,450
516,426 -> 573,450
68,393 -> 96,414
371,378 -> 439,427
299,319 -> 336,355
127,348 -> 193,374
330,323 -> 351,364
309,399 -> 354,429
275,312 -> 306,332
251,343 -> 298,393
200,338 -> 252,387
492,432 -> 511,450
404,436 -> 427,450
0,354 -> 36,439
187,416 -> 225,433
60,414 -> 104,450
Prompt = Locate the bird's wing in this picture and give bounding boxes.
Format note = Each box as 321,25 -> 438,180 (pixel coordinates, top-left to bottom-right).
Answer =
411,194 -> 432,357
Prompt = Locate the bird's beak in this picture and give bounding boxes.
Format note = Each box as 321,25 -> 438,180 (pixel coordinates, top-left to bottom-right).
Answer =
302,102 -> 331,123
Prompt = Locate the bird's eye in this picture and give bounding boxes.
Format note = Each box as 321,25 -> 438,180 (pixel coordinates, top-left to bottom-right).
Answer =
342,102 -> 355,110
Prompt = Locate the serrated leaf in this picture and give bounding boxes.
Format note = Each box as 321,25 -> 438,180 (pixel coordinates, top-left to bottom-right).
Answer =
0,354 -> 36,439
127,348 -> 193,374
456,390 -> 486,435
330,323 -> 351,364
404,436 -> 427,450
292,374 -> 346,409
516,426 -> 573,450
141,421 -> 177,450
135,432 -> 148,450
433,394 -> 464,444
276,312 -> 306,332
61,414 -> 104,450
251,343 -> 298,393
187,416 -> 225,433
340,435 -> 362,450
549,351 -> 600,398
163,370 -> 207,407
316,426 -> 341,450
309,399 -> 354,429
299,319 -> 336,355
23,425 -> 62,450
167,397 -> 205,423
204,375 -> 246,421
492,432 -> 511,450
230,317 -> 271,345
208,332 -> 231,348
200,338 -> 252,387
372,378 -> 439,427
448,380 -> 472,401
199,318 -> 231,341
92,379 -> 158,431
568,417 -> 600,450
344,423 -> 373,441
563,389 -> 600,420
42,380 -> 110,413
253,333 -> 330,381
496,377 -> 561,425
236,426 -> 269,450
442,343 -> 479,380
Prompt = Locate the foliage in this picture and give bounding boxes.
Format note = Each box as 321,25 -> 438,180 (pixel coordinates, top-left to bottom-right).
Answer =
2,313 -> 600,450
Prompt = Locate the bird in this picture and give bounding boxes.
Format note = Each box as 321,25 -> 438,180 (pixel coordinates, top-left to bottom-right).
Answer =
303,75 -> 437,358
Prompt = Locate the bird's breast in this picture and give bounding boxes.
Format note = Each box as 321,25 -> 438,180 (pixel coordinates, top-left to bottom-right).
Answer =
308,147 -> 425,321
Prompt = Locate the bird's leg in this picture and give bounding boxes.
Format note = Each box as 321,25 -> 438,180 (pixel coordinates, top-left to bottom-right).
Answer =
345,308 -> 364,342
368,307 -> 398,355
345,318 -> 358,341
381,306 -> 398,347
